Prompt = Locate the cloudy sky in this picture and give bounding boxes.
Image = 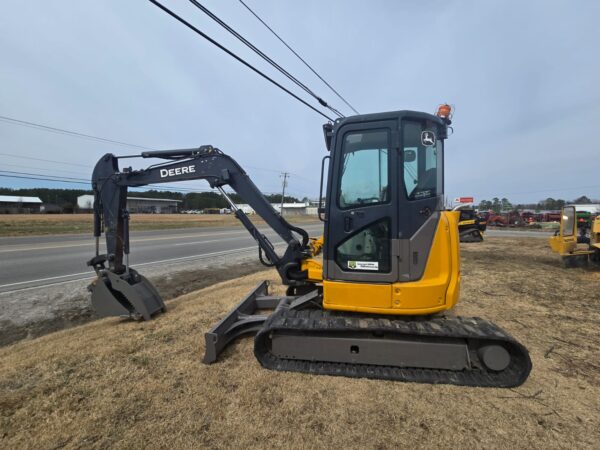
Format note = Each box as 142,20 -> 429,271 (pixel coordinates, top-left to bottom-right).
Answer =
1,0 -> 598,204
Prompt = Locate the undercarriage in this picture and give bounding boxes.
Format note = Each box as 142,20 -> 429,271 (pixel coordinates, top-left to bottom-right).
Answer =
203,281 -> 532,388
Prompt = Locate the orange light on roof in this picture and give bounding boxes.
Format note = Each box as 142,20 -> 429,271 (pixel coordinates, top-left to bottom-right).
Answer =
437,104 -> 452,119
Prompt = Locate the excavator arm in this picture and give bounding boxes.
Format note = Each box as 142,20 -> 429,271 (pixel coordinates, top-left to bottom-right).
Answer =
87,145 -> 311,320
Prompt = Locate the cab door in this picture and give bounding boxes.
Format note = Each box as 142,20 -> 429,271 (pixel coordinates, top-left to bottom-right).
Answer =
324,120 -> 399,283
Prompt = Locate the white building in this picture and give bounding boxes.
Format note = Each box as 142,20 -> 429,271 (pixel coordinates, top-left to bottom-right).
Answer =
572,204 -> 600,215
0,195 -> 42,213
230,202 -> 314,216
271,202 -> 310,216
77,194 -> 182,214
235,204 -> 256,214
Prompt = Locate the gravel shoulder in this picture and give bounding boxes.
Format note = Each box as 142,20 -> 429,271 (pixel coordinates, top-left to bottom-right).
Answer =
0,250 -> 265,346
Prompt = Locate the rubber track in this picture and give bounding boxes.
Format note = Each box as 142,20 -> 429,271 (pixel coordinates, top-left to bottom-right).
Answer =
255,300 -> 532,387
459,229 -> 484,243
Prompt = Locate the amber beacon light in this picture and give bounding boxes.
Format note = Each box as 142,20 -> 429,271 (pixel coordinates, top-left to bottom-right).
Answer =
436,103 -> 452,120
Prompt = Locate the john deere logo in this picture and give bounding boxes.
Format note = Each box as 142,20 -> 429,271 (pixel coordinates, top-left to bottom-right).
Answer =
421,131 -> 436,146
348,261 -> 357,269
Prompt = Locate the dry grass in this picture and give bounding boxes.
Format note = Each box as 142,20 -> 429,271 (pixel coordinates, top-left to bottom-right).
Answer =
1,238 -> 599,449
0,214 -> 318,236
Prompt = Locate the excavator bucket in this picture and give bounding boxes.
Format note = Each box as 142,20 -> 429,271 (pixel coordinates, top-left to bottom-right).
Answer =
89,268 -> 166,320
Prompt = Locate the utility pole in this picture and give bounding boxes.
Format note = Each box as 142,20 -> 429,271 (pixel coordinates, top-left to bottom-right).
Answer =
280,172 -> 289,216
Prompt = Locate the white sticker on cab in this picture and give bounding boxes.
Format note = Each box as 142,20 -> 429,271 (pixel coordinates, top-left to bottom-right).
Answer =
347,261 -> 379,270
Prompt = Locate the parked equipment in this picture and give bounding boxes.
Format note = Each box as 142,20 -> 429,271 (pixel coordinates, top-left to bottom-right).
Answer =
549,206 -> 600,267
87,106 -> 531,387
454,204 -> 486,242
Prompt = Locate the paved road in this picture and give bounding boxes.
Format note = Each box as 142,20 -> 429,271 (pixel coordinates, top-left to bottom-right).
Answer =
0,223 -> 324,295
0,225 -> 552,295
485,229 -> 553,239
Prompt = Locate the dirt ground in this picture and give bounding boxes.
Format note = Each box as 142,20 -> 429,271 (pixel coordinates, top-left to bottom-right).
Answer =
0,213 -> 318,236
1,238 -> 599,449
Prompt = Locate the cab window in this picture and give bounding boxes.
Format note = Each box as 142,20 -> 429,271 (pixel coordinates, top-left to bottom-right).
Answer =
403,122 -> 443,200
338,130 -> 390,209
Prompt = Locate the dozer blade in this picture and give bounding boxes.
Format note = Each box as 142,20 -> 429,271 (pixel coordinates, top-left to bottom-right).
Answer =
89,268 -> 166,320
254,298 -> 532,388
202,281 -> 320,364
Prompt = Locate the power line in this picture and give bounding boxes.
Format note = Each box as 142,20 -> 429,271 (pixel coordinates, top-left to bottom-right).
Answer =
237,0 -> 359,115
0,168 -> 297,196
0,170 -> 212,193
0,172 -> 292,197
2,162 -> 93,176
0,173 -> 89,185
1,153 -> 93,169
0,115 -> 156,150
0,152 -> 91,168
147,0 -> 334,121
187,0 -> 344,118
0,170 -> 90,182
3,149 -> 318,188
0,172 -> 214,193
2,150 -> 318,187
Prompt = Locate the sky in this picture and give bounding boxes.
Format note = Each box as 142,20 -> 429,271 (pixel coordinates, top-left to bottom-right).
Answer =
1,0 -> 599,204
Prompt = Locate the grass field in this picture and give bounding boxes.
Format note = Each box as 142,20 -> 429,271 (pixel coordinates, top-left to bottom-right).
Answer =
0,213 -> 318,237
1,238 -> 599,448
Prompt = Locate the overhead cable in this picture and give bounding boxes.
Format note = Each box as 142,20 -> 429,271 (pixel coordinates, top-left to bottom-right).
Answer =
0,173 -> 90,185
147,0 -> 334,121
1,152 -> 316,183
0,169 -> 292,196
0,115 -> 156,150
237,0 -> 359,115
187,0 -> 344,117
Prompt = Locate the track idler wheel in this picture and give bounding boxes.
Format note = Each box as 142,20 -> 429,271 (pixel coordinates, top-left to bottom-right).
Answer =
478,345 -> 510,371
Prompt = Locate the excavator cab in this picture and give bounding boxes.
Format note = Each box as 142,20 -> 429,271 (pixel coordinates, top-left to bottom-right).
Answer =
320,111 -> 460,315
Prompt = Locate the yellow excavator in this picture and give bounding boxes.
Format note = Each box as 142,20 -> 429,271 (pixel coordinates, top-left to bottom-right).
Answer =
549,205 -> 600,267
87,105 -> 531,387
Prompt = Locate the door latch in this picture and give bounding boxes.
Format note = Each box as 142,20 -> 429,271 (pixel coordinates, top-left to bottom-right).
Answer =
419,207 -> 432,217
344,216 -> 353,232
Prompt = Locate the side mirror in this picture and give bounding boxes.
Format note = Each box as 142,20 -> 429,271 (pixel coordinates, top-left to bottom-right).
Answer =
404,149 -> 416,162
322,123 -> 333,151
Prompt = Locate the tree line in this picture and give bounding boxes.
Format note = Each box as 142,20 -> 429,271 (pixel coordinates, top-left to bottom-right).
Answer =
478,195 -> 596,213
0,187 -> 300,212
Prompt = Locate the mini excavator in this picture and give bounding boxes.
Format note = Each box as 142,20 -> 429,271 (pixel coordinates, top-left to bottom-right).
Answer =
87,106 -> 531,387
549,205 -> 600,267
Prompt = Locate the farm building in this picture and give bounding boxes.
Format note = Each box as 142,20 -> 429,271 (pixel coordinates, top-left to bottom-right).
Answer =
0,195 -> 43,214
572,204 -> 600,214
271,202 -> 311,216
234,202 -> 314,216
77,194 -> 182,214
